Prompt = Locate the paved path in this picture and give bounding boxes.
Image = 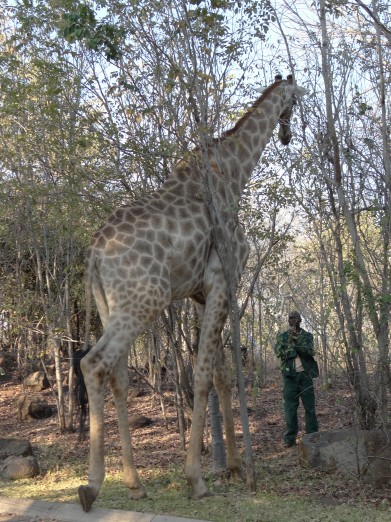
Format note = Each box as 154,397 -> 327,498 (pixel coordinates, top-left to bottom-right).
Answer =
0,497 -> 210,522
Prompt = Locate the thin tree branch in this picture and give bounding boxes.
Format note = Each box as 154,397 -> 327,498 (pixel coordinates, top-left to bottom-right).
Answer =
353,0 -> 391,45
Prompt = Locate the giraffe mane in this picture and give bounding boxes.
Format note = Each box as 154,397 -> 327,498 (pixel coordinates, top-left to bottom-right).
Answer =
173,79 -> 286,171
221,79 -> 282,139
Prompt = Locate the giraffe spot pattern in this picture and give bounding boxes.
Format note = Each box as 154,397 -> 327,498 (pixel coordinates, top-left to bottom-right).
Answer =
81,77 -> 302,505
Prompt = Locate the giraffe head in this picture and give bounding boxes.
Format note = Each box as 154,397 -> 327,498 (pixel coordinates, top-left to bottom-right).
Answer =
275,74 -> 308,146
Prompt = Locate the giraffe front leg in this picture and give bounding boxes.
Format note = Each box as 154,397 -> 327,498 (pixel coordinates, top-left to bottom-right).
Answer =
185,296 -> 228,499
110,355 -> 146,500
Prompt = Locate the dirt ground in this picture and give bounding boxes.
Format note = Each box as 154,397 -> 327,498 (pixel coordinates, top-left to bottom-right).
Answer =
1,366 -> 390,520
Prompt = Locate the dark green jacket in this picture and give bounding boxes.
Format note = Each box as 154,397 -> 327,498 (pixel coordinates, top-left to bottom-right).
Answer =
274,328 -> 319,379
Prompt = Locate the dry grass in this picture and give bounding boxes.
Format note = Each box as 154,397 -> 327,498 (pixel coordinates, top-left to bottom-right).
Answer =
1,370 -> 391,521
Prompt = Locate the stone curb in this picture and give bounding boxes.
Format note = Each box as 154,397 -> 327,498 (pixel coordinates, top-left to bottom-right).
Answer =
0,496 -> 210,522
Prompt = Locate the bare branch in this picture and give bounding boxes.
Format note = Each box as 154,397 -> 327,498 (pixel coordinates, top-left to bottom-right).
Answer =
353,0 -> 391,45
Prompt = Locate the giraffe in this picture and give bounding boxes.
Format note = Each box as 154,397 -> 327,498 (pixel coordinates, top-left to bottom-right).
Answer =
78,74 -> 307,512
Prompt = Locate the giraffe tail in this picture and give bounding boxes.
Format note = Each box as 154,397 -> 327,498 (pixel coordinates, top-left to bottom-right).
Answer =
83,248 -> 95,351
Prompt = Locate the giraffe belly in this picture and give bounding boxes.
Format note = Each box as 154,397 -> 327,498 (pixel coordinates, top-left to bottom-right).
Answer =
168,239 -> 210,300
170,267 -> 204,301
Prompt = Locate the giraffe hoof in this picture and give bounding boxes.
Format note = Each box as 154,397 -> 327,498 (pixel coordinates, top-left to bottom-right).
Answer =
78,485 -> 97,512
189,488 -> 213,500
128,487 -> 147,500
229,468 -> 243,481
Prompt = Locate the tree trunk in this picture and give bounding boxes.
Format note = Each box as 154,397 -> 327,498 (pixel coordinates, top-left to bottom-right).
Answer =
319,0 -> 377,428
53,338 -> 66,431
65,270 -> 75,432
372,0 -> 391,424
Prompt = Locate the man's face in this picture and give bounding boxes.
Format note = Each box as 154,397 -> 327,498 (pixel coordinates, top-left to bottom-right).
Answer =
288,313 -> 301,329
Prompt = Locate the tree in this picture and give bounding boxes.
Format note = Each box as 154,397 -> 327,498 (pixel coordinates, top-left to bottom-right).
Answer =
269,0 -> 391,428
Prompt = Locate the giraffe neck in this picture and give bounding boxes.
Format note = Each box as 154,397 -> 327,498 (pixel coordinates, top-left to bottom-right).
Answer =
202,81 -> 290,205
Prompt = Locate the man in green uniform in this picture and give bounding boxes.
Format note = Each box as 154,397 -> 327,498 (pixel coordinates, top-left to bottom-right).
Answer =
274,311 -> 319,447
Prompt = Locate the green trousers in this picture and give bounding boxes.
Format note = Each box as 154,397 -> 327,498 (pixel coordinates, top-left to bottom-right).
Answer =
283,371 -> 318,445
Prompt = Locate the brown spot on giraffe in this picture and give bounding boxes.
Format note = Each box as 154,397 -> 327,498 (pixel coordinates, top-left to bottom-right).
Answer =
78,75 -> 308,511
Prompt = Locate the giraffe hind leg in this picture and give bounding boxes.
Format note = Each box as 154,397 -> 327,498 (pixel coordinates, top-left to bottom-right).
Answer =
78,330 -> 133,510
110,353 -> 146,499
78,337 -> 108,511
79,310 -> 162,511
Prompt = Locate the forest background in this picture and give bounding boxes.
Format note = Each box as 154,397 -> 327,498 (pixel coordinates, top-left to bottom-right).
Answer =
0,0 -> 390,439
